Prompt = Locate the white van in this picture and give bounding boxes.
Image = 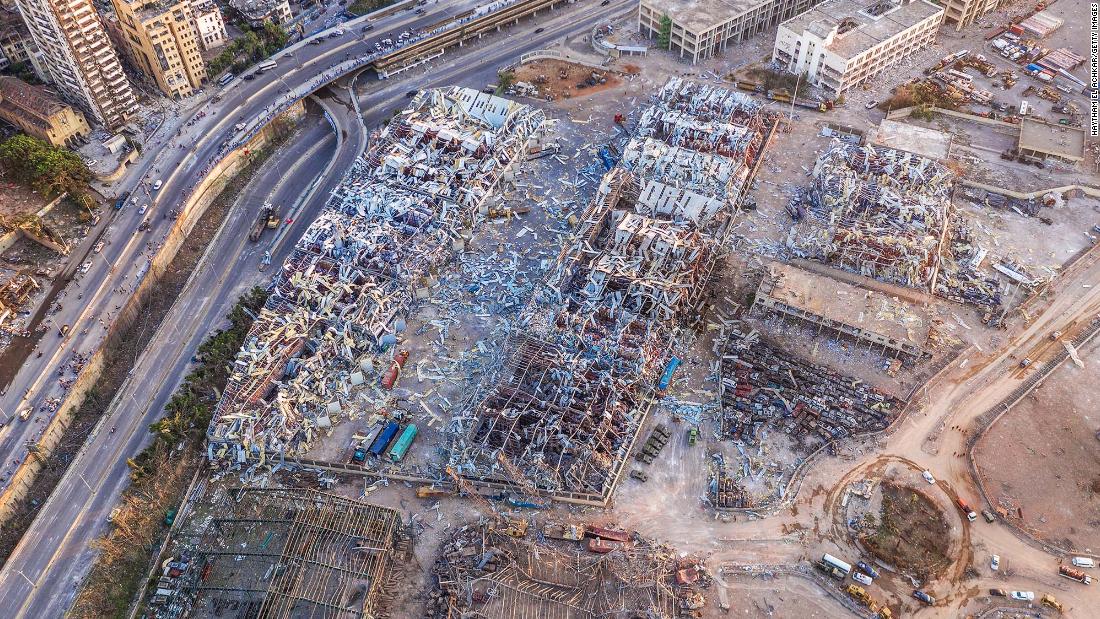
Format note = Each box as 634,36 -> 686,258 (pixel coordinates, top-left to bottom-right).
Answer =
1071,557 -> 1096,569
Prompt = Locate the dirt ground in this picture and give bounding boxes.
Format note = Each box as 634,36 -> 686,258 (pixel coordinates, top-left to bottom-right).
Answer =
974,334 -> 1100,552
861,482 -> 954,580
711,571 -> 859,618
511,58 -> 623,102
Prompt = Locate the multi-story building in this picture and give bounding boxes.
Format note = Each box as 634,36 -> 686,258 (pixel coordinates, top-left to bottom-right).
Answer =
10,0 -> 137,128
0,75 -> 90,146
190,0 -> 226,50
772,0 -> 943,95
0,8 -> 47,78
229,0 -> 291,27
941,0 -> 1003,31
111,0 -> 207,98
638,0 -> 824,64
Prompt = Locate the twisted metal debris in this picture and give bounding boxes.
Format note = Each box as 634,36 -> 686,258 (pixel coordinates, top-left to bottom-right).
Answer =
206,87 -> 544,462
450,78 -> 777,500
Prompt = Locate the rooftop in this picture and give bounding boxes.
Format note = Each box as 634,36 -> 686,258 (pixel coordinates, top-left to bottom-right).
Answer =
759,262 -> 930,349
870,119 -> 953,161
1018,118 -> 1085,162
781,0 -> 943,60
641,0 -> 762,34
0,76 -> 69,125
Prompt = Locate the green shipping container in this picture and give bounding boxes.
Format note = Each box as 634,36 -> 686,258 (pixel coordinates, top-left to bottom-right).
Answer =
388,424 -> 418,462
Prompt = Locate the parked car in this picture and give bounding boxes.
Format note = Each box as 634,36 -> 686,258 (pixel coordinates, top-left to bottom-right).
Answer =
912,590 -> 935,605
629,469 -> 648,482
406,89 -> 418,98
922,470 -> 936,484
851,572 -> 872,586
990,554 -> 1000,571
152,179 -> 163,191
981,509 -> 996,523
865,100 -> 878,110
93,240 -> 105,253
138,203 -> 148,215
1009,591 -> 1034,601
857,561 -> 880,579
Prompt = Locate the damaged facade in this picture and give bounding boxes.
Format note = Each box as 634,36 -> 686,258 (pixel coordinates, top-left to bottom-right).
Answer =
451,78 -> 776,501
206,87 -> 545,463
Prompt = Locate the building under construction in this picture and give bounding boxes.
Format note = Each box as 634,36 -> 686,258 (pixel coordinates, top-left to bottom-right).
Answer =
170,488 -> 401,619
450,78 -> 777,503
206,87 -> 545,463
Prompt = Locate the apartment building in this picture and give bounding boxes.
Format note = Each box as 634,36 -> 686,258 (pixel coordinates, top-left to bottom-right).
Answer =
111,0 -> 207,98
772,0 -> 943,95
942,0 -> 1003,31
11,0 -> 137,128
638,0 -> 824,64
191,0 -> 226,50
230,0 -> 291,27
0,8 -> 47,78
0,75 -> 90,146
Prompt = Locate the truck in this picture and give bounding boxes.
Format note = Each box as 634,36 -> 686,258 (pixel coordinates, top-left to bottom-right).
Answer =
1041,594 -> 1064,613
249,203 -> 279,242
368,421 -> 400,457
822,553 -> 852,575
387,423 -> 417,462
956,498 -> 977,522
1059,564 -> 1093,584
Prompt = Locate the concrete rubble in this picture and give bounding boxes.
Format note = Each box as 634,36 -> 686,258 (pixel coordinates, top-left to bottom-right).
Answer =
206,87 -> 545,463
448,78 -> 777,500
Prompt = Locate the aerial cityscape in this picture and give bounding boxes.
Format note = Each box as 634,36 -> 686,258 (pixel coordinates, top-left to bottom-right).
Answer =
0,0 -> 1095,616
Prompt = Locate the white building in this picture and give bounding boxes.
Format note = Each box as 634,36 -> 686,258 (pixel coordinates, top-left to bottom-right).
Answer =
191,0 -> 228,50
11,0 -> 136,127
638,0 -> 825,64
772,0 -> 943,96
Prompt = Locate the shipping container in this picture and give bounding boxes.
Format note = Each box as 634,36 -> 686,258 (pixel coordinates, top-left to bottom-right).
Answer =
585,526 -> 631,542
388,424 -> 418,462
369,421 -> 400,456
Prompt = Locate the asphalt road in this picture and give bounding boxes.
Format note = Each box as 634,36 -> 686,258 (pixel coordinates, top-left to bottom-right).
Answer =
0,0 -> 633,614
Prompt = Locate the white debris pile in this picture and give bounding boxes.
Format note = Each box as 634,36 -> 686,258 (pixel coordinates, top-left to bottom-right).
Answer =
207,87 -> 545,464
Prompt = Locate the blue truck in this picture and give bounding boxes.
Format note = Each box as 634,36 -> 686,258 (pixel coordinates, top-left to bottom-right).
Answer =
368,421 -> 400,457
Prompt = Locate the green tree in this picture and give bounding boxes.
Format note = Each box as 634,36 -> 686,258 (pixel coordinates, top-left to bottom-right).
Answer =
0,134 -> 91,198
657,15 -> 672,50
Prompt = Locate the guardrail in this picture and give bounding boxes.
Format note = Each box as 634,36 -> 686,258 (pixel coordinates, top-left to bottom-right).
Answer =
373,0 -> 570,76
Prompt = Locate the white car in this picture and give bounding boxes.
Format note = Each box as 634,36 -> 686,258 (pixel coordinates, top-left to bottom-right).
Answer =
138,203 -> 148,215
990,554 -> 999,571
1009,591 -> 1034,601
852,572 -> 873,585
922,470 -> 936,484
865,100 -> 878,110
93,240 -> 105,253
152,180 -> 162,191
79,260 -> 92,274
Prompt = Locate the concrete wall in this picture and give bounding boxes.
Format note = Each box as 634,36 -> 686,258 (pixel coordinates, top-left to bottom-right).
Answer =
0,101 -> 305,524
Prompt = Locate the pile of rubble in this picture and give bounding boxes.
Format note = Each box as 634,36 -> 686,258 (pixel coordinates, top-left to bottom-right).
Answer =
206,88 -> 545,463
450,79 -> 776,499
718,322 -> 902,447
427,520 -> 708,618
792,143 -> 1006,313
792,144 -> 954,290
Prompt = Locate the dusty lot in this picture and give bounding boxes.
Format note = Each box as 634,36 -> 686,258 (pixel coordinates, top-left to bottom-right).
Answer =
861,482 -> 954,579
974,336 -> 1100,552
511,57 -> 624,102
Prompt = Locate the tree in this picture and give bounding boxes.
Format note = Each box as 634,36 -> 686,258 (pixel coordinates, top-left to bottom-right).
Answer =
0,134 -> 91,199
657,15 -> 673,50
